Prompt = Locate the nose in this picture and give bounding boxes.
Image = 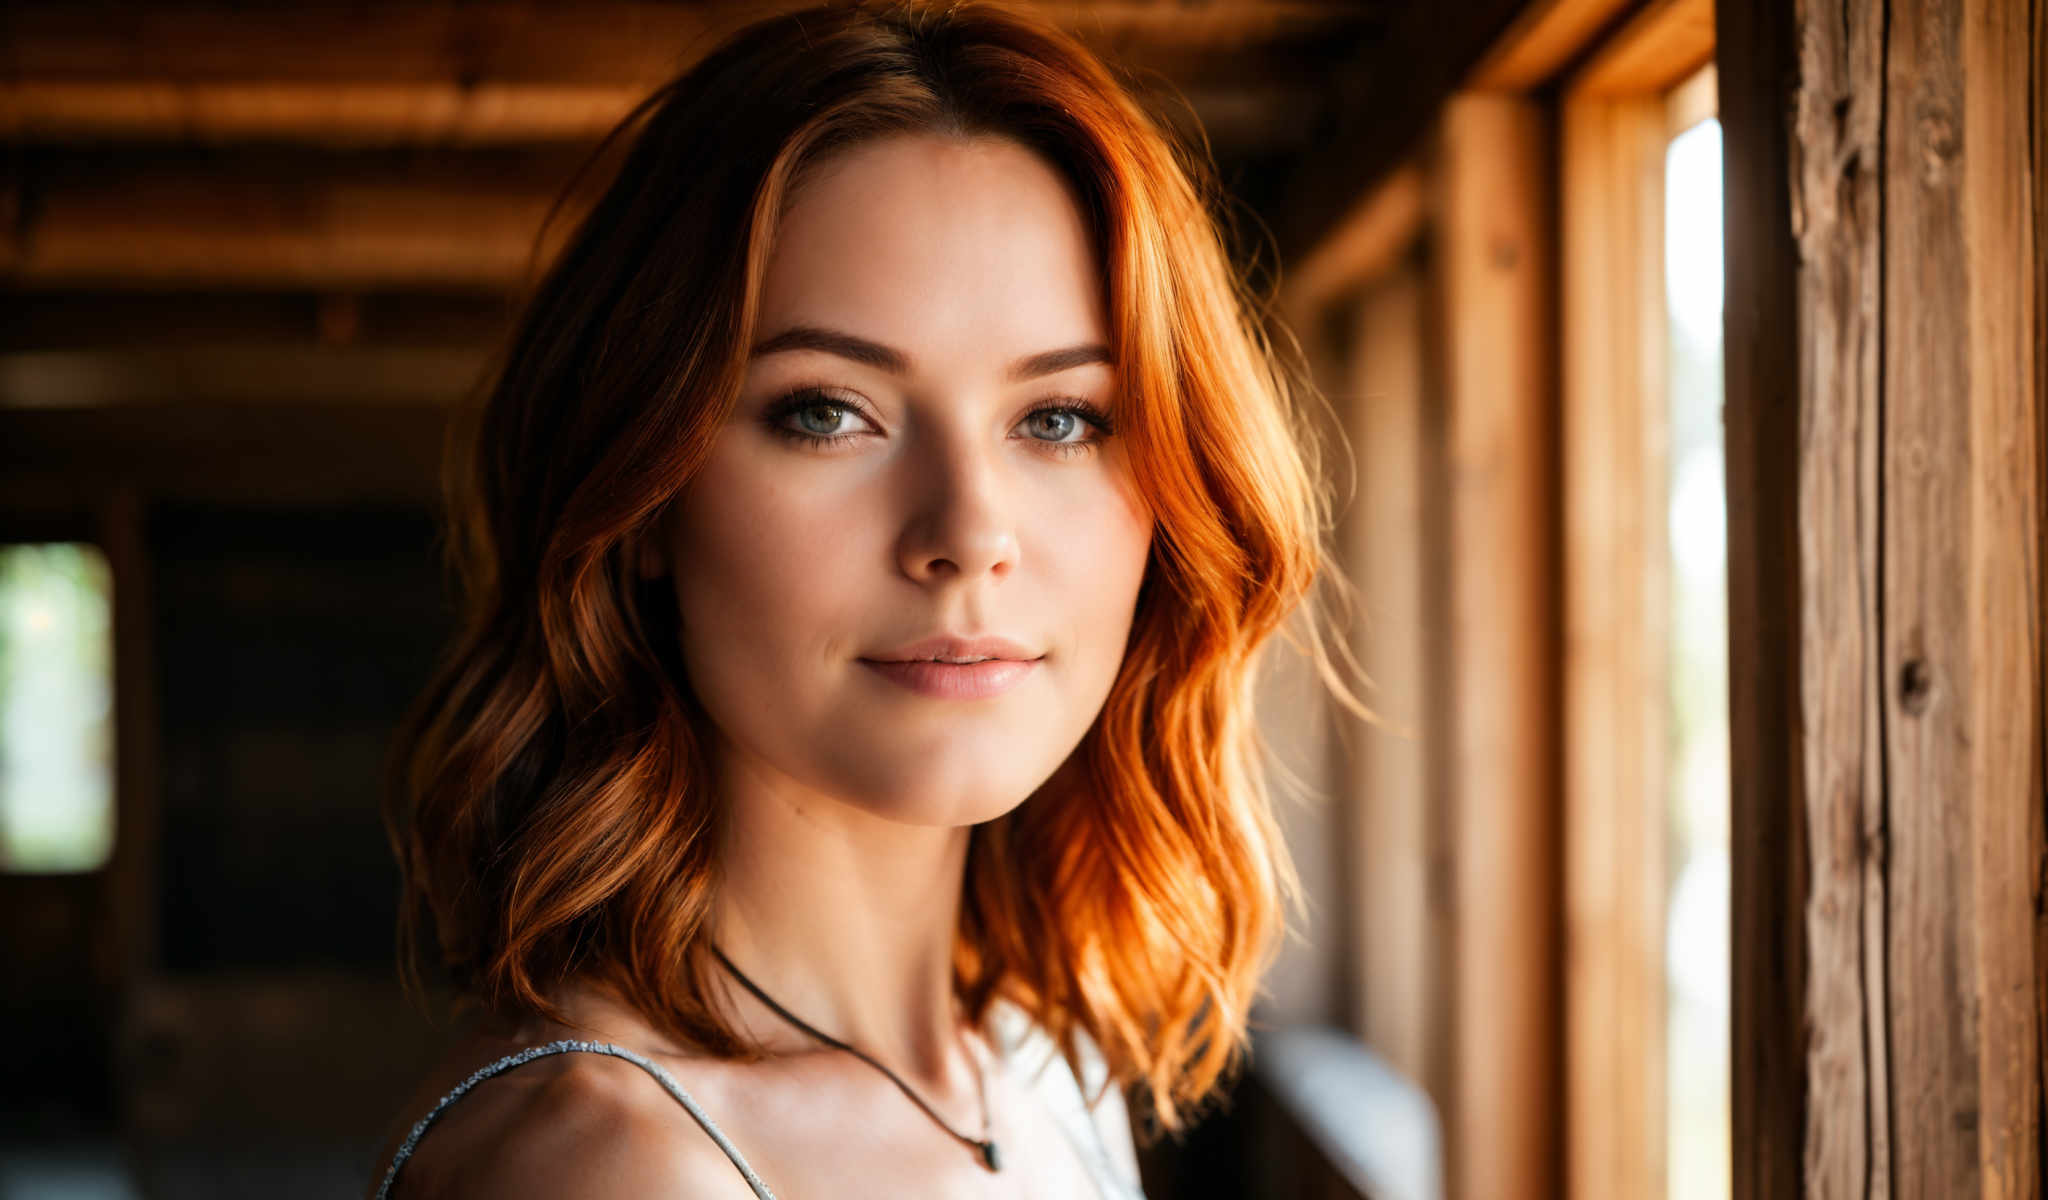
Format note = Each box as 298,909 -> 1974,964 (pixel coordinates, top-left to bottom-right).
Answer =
894,430 -> 1020,585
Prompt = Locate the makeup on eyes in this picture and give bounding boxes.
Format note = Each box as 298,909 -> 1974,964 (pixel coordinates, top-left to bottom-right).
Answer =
758,384 -> 1116,454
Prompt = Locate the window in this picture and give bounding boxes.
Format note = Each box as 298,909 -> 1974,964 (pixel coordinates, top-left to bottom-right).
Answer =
0,542 -> 116,872
1661,111 -> 1728,1200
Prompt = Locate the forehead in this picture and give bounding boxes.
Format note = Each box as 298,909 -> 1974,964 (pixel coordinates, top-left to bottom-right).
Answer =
753,133 -> 1109,374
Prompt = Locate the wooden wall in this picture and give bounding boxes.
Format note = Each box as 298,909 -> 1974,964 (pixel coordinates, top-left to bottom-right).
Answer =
1719,0 -> 2046,1193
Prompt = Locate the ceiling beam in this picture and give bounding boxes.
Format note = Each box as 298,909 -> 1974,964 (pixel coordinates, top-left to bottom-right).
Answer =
2,148 -> 589,288
1,1 -> 1380,145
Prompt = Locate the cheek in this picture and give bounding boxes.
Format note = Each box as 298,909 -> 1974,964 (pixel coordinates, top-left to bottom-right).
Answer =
665,444 -> 875,696
1032,465 -> 1153,677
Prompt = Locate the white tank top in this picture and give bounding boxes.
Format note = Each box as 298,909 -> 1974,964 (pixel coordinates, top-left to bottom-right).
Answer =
373,998 -> 1147,1199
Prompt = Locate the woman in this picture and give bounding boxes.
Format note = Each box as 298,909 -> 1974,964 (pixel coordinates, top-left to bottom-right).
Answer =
370,2 -> 1354,1195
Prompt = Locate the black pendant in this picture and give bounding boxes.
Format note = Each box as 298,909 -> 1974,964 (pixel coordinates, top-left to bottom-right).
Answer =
981,1140 -> 1003,1172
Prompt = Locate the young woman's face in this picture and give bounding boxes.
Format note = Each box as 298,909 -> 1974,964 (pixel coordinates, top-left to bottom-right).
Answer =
656,132 -> 1154,827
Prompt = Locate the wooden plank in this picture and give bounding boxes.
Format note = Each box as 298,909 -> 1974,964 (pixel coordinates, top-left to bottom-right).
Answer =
1718,0 -> 1829,1193
0,292 -> 515,352
1665,62 -> 1717,135
0,0 -> 1384,145
1569,0 -> 1716,99
1336,260 -> 1438,1094
1469,0 -> 1640,90
0,346 -> 492,407
1282,166 -> 1426,327
1786,0 -> 1891,1191
0,404 -> 452,506
1435,92 -> 1560,1200
1958,1 -> 2043,1195
1559,91 -> 1669,1200
2,149 -> 589,288
1274,0 -> 1530,262
1885,0 -> 1984,1188
1722,0 -> 2044,1191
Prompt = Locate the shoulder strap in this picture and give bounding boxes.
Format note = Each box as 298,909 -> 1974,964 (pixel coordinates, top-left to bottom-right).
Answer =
374,1038 -> 777,1200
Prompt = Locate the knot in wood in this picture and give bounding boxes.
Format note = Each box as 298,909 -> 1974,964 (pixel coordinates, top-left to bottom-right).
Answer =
1898,657 -> 1934,715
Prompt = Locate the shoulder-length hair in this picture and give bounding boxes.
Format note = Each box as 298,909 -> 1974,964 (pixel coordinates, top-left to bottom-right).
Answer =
387,0 -> 1356,1137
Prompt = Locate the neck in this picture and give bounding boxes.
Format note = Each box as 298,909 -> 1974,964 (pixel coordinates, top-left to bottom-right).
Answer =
707,742 -> 978,1094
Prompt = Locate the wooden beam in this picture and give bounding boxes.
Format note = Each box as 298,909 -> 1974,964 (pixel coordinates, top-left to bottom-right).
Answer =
0,346 -> 492,407
1665,62 -> 1718,134
1469,0 -> 1641,90
1721,0 -> 2046,1192
0,404 -> 453,506
0,292 -> 515,352
1887,0 -> 2043,1191
1559,87 -> 1669,1200
1274,0 -> 1530,262
1281,164 -> 1426,325
1436,92 -> 1562,1200
0,99 -> 1318,290
2,150 -> 589,288
1336,259 -> 1446,1104
1569,0 -> 1716,100
0,1 -> 1383,145
1722,0 -> 1885,1191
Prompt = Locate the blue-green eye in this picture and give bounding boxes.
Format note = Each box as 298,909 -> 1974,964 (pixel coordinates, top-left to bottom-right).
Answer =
794,403 -> 853,436
764,387 -> 878,447
1013,401 -> 1115,458
1024,409 -> 1080,441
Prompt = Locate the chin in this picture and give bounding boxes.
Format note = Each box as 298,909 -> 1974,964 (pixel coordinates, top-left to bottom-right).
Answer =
830,756 -> 1059,829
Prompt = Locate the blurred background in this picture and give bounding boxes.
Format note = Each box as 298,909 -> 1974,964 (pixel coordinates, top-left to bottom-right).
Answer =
0,3 -> 1734,1199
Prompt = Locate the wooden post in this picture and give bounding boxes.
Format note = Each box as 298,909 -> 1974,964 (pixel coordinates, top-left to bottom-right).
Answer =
1435,92 -> 1562,1200
1558,84 -> 1672,1200
1719,0 -> 2045,1193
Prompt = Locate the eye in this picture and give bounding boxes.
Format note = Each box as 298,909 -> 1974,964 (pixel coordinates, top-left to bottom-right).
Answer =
1023,409 -> 1081,441
1014,400 -> 1114,457
794,401 -> 854,436
764,387 -> 880,448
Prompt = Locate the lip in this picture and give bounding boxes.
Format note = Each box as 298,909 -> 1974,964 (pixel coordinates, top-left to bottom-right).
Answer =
858,634 -> 1044,700
864,634 -> 1042,664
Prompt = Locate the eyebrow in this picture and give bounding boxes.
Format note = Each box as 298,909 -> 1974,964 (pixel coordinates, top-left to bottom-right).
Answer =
749,323 -> 1113,383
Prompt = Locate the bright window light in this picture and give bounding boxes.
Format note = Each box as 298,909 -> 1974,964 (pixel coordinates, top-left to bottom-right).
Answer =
1663,115 -> 1730,1200
0,542 -> 116,873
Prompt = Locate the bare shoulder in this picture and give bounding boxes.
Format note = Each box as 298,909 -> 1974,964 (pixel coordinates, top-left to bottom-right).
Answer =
398,1050 -> 763,1200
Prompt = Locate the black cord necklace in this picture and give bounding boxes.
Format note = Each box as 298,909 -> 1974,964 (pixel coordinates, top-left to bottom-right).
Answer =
709,943 -> 1002,1173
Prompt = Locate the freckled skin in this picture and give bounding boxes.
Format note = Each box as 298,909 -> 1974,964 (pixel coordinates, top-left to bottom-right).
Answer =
657,133 -> 1155,828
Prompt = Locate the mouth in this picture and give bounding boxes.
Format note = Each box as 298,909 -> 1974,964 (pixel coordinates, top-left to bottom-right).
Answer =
859,634 -> 1044,699
857,654 -> 1042,700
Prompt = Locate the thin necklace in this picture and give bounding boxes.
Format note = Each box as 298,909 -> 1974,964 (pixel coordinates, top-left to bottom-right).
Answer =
709,943 -> 1003,1173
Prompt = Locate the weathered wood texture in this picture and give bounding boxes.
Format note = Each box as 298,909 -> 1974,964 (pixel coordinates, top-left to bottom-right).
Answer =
1720,0 -> 2045,1193
1436,93 -> 1562,1200
1559,87 -> 1670,1200
1951,0 -> 2043,1193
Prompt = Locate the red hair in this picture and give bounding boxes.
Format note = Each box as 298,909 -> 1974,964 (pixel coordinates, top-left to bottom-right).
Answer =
386,0 -> 1361,1138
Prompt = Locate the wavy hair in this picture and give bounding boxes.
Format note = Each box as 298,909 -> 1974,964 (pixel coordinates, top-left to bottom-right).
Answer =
386,0 -> 1362,1138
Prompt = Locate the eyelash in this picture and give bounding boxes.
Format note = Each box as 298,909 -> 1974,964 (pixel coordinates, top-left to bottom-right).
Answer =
761,385 -> 1117,458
